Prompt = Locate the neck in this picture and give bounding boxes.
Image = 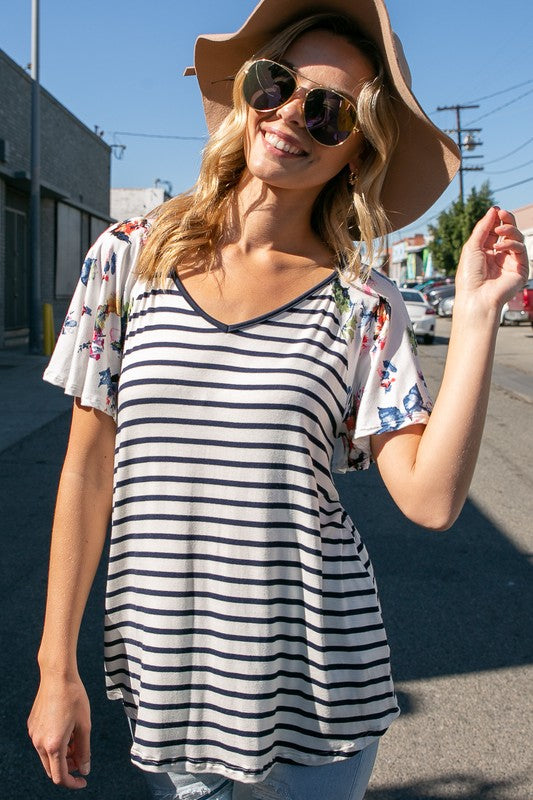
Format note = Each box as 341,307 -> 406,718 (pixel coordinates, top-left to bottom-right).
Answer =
226,172 -> 327,260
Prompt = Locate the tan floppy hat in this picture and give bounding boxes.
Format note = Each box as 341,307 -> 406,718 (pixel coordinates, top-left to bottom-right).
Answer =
184,0 -> 461,232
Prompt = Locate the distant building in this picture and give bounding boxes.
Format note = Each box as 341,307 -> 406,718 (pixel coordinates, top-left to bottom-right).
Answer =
513,204 -> 533,277
111,185 -> 172,223
0,49 -> 111,348
389,234 -> 434,286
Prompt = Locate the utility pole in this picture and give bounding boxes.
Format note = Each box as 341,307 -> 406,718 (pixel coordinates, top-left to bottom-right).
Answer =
29,0 -> 42,353
437,104 -> 484,204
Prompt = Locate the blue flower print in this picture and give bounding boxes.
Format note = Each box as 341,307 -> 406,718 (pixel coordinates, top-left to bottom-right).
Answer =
379,359 -> 397,392
80,257 -> 97,286
103,251 -> 117,281
403,383 -> 431,416
98,367 -> 119,408
377,383 -> 432,433
61,313 -> 78,334
376,406 -> 405,432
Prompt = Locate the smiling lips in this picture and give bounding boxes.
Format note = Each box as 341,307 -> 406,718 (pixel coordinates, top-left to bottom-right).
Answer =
263,129 -> 307,156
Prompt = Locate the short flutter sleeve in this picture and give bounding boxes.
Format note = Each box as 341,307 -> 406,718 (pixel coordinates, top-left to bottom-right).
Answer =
43,219 -> 150,420
333,272 -> 433,472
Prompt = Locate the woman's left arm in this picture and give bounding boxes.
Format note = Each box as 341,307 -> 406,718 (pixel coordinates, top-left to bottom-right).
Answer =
371,207 -> 528,530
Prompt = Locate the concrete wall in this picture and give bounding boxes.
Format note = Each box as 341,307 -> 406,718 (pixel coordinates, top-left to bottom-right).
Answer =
110,187 -> 168,223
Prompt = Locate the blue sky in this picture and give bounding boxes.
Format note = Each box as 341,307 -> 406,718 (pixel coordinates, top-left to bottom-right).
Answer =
3,0 -> 532,239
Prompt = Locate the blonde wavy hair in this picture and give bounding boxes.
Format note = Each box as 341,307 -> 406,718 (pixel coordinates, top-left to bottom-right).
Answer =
136,13 -> 399,285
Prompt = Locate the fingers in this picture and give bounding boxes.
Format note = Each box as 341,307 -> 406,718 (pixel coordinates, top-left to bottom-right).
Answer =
31,732 -> 87,789
469,208 -> 526,260
33,742 -> 52,780
27,683 -> 92,790
493,218 -> 527,266
495,208 -> 516,226
71,723 -> 91,777
48,741 -> 88,789
33,730 -> 90,789
467,206 -> 500,249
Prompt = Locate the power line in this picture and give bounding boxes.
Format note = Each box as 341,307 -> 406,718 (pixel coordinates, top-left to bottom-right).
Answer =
484,158 -> 533,176
112,130 -> 207,141
464,88 -> 533,125
392,199 -> 456,239
492,176 -> 533,193
463,78 -> 533,104
483,135 -> 533,165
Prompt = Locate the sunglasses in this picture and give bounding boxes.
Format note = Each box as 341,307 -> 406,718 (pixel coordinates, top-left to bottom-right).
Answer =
242,59 -> 358,148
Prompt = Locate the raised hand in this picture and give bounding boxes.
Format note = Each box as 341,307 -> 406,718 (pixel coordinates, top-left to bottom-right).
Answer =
455,207 -> 528,315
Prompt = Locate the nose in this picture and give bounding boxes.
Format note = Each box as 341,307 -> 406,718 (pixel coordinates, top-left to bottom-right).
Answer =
275,88 -> 307,129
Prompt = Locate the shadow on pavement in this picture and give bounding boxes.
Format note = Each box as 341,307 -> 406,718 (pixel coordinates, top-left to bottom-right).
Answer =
366,772 -> 530,799
335,468 -> 532,684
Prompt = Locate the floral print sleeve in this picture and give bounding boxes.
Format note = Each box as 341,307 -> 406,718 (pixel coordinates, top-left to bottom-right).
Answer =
43,219 -> 150,420
333,270 -> 433,472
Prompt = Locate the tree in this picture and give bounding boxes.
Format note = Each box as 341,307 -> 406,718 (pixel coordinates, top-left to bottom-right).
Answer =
428,182 -> 494,274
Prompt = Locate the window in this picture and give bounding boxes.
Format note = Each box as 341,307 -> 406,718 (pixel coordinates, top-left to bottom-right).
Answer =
56,202 -> 82,297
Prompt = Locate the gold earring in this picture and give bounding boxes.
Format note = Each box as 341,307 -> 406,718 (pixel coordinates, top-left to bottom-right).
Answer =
348,170 -> 358,187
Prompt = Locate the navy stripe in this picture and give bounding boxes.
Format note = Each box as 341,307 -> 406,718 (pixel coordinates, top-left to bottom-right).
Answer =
106,628 -> 390,672
119,357 -> 348,403
131,711 -> 395,750
115,417 -> 332,460
129,728 -> 388,775
105,649 -> 391,686
113,472 -> 321,500
105,602 -> 382,634
121,338 -> 347,386
107,566 -> 373,588
104,584 -> 375,610
119,375 -> 345,419
104,619 -> 387,654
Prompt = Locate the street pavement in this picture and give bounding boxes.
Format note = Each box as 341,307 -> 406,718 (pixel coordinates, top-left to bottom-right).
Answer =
1,318 -> 531,799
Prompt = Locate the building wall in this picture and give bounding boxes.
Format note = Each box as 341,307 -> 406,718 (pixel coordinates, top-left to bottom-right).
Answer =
110,187 -> 168,223
0,179 -> 5,344
0,49 -> 111,347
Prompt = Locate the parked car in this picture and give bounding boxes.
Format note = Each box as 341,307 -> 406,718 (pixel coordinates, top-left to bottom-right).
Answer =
425,283 -> 455,313
399,288 -> 436,343
438,294 -> 455,317
501,279 -> 533,326
417,277 -> 452,294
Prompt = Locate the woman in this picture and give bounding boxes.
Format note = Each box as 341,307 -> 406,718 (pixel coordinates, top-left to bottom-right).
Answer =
28,1 -> 527,799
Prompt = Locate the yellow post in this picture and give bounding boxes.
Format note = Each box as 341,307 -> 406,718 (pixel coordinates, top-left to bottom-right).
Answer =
42,302 -> 55,356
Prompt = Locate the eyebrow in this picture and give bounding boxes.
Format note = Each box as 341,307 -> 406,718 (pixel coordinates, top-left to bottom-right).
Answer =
279,58 -> 357,105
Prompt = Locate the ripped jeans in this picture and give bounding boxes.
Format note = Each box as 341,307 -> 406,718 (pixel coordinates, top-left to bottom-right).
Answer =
138,742 -> 378,800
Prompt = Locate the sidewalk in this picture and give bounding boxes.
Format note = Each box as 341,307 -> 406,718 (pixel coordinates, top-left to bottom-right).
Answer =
0,346 -> 72,453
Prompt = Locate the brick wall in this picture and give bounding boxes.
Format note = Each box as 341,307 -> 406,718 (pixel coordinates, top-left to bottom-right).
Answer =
0,49 -> 111,346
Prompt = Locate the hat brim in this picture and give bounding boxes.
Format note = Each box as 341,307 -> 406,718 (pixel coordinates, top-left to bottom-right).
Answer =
187,0 -> 460,233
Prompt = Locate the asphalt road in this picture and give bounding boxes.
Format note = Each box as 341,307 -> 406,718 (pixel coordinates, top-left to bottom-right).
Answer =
1,318 -> 531,799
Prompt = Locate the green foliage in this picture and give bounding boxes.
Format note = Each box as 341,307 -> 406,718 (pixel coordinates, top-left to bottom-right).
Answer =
428,182 -> 494,274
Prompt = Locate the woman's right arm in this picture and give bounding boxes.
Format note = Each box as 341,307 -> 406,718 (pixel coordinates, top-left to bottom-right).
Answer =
28,399 -> 116,789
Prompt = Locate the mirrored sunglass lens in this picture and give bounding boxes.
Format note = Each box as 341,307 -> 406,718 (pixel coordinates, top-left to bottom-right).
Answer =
243,61 -> 295,111
304,89 -> 356,146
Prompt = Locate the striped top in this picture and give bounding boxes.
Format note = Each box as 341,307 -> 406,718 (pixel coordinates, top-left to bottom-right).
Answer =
44,220 -> 432,783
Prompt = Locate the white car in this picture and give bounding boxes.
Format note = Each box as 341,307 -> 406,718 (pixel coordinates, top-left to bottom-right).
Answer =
399,288 -> 436,344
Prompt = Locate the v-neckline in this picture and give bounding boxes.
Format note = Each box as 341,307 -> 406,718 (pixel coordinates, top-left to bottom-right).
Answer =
171,269 -> 337,332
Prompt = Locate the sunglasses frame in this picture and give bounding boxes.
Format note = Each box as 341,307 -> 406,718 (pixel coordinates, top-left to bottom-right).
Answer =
242,58 -> 359,148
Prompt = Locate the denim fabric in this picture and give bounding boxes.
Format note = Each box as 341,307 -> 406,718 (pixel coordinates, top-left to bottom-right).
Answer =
140,742 -> 378,800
